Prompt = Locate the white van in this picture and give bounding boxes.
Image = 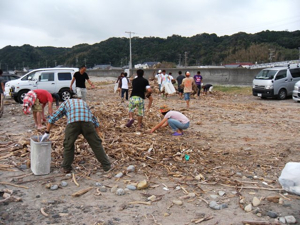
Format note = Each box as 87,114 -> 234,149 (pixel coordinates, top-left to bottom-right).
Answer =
5,67 -> 78,103
252,65 -> 300,100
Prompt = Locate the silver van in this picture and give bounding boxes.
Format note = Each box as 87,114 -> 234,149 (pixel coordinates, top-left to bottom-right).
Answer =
252,66 -> 300,100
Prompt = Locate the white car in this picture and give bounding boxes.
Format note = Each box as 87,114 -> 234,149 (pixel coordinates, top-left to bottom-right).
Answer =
5,67 -> 78,103
293,80 -> 300,102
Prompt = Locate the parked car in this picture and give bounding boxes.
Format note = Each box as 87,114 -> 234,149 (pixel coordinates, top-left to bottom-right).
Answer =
5,68 -> 78,103
1,73 -> 20,84
292,79 -> 300,102
252,65 -> 300,100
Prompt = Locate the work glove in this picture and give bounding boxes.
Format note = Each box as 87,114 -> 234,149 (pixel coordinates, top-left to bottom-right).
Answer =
40,132 -> 50,142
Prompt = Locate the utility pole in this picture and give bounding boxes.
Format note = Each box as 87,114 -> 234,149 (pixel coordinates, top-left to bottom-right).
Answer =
84,58 -> 87,67
125,31 -> 135,76
184,52 -> 188,67
298,47 -> 300,61
54,60 -> 57,67
178,54 -> 181,66
269,49 -> 275,63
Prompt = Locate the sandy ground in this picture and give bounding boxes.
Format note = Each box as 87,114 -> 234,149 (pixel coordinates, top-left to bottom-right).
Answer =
0,76 -> 300,225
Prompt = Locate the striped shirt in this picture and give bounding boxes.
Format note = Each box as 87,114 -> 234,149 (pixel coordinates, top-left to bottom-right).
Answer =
48,99 -> 99,127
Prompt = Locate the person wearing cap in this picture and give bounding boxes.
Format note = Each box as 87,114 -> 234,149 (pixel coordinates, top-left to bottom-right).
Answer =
155,70 -> 164,94
41,98 -> 111,173
150,105 -> 190,136
181,71 -> 195,109
23,89 -> 53,129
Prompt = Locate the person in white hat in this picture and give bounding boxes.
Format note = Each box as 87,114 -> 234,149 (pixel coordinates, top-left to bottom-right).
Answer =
155,70 -> 164,94
181,71 -> 195,109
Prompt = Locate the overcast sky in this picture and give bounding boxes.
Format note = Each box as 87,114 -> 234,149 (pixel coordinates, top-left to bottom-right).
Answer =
0,0 -> 299,49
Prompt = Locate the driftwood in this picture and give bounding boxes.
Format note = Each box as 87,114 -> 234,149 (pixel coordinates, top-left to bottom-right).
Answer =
71,187 -> 93,197
129,201 -> 152,205
40,208 -> 49,217
0,182 -> 28,189
242,221 -> 280,225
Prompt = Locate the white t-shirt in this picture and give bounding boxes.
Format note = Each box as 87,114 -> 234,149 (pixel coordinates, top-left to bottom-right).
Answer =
164,111 -> 190,124
121,77 -> 129,89
155,73 -> 164,84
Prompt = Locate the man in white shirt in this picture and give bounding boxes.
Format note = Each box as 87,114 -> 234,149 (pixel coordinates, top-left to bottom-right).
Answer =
120,72 -> 130,102
155,70 -> 164,92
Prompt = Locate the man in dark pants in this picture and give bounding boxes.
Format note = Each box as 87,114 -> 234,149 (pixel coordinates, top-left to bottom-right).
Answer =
193,71 -> 203,99
42,98 -> 111,173
176,71 -> 185,99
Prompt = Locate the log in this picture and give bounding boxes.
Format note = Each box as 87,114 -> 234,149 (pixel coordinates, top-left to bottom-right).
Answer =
242,221 -> 280,225
129,201 -> 152,205
0,182 -> 29,189
71,187 -> 93,197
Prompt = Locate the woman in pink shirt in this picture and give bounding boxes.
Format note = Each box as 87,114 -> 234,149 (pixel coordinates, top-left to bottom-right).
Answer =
150,105 -> 190,136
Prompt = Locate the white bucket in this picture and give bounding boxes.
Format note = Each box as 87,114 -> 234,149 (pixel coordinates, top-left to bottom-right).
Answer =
30,136 -> 52,175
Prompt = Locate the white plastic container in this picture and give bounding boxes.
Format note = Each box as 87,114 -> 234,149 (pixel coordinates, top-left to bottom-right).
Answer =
30,136 -> 52,175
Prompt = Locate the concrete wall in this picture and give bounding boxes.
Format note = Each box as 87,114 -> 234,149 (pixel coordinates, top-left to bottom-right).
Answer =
16,68 -> 261,85
88,68 -> 261,85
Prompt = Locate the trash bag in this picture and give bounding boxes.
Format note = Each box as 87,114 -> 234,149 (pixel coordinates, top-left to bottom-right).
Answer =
278,162 -> 300,195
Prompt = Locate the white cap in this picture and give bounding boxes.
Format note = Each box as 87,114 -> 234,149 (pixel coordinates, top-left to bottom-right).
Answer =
158,70 -> 162,73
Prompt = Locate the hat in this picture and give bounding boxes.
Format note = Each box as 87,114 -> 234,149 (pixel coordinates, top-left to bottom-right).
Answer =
186,71 -> 190,76
159,105 -> 170,113
158,70 -> 162,73
23,91 -> 37,114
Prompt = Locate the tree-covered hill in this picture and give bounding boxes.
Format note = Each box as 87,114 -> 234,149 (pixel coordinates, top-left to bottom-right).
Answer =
0,30 -> 299,71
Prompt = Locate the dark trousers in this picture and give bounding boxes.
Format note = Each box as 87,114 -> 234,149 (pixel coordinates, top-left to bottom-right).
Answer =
197,84 -> 202,96
121,89 -> 129,100
62,121 -> 111,171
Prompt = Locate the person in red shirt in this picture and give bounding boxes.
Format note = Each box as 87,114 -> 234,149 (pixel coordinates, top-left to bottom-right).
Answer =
23,89 -> 53,129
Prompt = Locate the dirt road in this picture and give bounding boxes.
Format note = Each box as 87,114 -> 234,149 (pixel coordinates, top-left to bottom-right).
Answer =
0,78 -> 299,225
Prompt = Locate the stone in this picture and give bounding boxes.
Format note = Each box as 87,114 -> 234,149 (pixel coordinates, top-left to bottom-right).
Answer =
285,215 -> 296,224
126,185 -> 136,190
252,197 -> 260,206
65,173 -> 72,178
60,181 -> 68,187
45,183 -> 52,189
20,164 -> 27,169
244,204 -> 252,212
126,165 -> 135,172
172,199 -> 183,205
148,195 -> 157,201
267,211 -> 278,218
115,172 -> 123,178
236,172 -> 242,177
279,217 -> 286,224
188,193 -> 196,198
218,191 -> 225,196
209,201 -> 227,210
163,213 -> 170,217
95,182 -> 102,186
279,198 -> 284,204
111,185 -> 118,193
99,186 -> 107,192
50,184 -> 59,190
137,180 -> 149,190
116,188 -> 125,196
210,195 -> 218,199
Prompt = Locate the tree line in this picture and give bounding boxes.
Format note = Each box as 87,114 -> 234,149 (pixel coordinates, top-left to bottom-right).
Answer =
0,30 -> 299,71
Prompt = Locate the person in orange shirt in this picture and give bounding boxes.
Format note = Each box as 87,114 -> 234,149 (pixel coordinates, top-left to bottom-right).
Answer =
181,71 -> 195,109
23,89 -> 53,129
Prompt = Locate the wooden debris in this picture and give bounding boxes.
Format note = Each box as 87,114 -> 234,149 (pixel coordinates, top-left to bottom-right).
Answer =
71,187 -> 93,197
128,201 -> 152,205
191,215 -> 214,224
242,221 -> 280,225
40,208 -> 49,217
0,182 -> 29,189
72,173 -> 80,187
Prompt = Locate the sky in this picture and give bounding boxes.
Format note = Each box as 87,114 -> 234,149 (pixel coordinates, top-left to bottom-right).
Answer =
0,0 -> 299,49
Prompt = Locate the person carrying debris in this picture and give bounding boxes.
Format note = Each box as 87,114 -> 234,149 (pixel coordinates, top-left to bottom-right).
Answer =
155,70 -> 164,94
126,69 -> 152,129
150,105 -> 190,136
22,89 -> 53,130
176,71 -> 185,99
42,98 -> 111,173
70,65 -> 95,101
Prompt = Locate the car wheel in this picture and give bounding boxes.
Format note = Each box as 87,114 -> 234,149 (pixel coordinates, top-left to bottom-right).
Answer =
18,90 -> 29,104
60,89 -> 71,101
13,95 -> 19,103
278,89 -> 287,100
